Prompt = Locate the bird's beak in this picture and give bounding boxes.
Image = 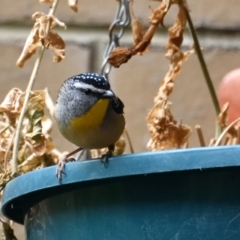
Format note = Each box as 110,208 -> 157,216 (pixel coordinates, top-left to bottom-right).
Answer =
101,90 -> 115,99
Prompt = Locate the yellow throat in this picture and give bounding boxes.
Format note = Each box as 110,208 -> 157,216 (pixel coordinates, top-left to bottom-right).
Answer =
70,99 -> 110,132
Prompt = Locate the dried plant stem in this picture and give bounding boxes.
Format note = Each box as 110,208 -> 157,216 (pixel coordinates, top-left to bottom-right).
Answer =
184,8 -> 220,116
45,88 -> 55,119
12,0 -> 59,175
1,219 -> 17,240
209,138 -> 216,146
184,8 -> 221,137
65,147 -> 83,158
232,137 -> 238,145
215,117 -> 240,146
5,130 -> 16,169
12,47 -> 44,175
223,135 -> 231,145
237,122 -> 240,144
124,129 -> 134,153
0,125 -> 10,135
195,125 -> 205,147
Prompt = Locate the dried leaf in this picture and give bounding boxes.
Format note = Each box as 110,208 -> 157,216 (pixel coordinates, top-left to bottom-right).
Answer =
108,47 -> 133,68
223,135 -> 231,145
48,15 -> 67,29
25,135 -> 54,156
16,27 -> 40,67
19,138 -> 56,172
46,30 -> 65,62
130,0 -> 150,54
0,88 -> 63,191
42,116 -> 53,137
108,0 -> 168,68
0,171 -> 12,189
177,122 -> 192,147
146,3 -> 193,151
147,100 -> 192,150
215,105 -> 239,145
108,0 -> 189,68
0,138 -> 10,165
237,122 -> 240,144
148,0 -> 171,25
215,117 -> 240,146
218,102 -> 229,128
39,0 -> 53,3
28,90 -> 45,111
110,24 -> 158,68
45,88 -> 55,118
0,88 -> 24,119
68,0 -> 78,12
18,153 -> 39,172
26,91 -> 45,142
16,12 -> 66,67
131,18 -> 145,45
168,5 -> 186,47
1,220 -> 18,240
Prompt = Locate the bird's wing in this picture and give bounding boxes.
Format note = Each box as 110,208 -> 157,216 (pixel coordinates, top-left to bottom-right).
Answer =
111,97 -> 124,114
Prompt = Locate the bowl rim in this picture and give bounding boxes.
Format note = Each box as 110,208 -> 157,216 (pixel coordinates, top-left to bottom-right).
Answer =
2,145 -> 240,224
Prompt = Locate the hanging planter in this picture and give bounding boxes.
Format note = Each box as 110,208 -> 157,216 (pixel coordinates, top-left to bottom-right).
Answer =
1,0 -> 240,239
2,146 -> 240,240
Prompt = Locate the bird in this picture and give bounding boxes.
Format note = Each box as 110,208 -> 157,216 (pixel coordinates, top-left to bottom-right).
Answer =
54,73 -> 125,182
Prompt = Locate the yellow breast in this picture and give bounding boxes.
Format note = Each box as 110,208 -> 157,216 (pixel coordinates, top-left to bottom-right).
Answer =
70,99 -> 110,133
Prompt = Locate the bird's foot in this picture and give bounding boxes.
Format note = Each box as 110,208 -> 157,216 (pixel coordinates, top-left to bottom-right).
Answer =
100,151 -> 111,167
100,144 -> 114,167
56,156 -> 75,183
56,147 -> 83,184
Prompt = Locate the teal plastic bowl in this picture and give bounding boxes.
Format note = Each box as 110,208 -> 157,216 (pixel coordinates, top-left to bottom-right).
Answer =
2,146 -> 240,240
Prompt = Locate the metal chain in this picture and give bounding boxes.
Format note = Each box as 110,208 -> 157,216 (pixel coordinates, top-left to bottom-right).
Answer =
100,0 -> 131,81
76,1 -> 131,161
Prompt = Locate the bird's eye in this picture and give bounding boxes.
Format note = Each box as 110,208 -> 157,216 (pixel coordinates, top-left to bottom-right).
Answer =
85,89 -> 91,95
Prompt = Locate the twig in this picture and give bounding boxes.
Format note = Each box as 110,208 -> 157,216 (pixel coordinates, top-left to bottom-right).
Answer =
11,0 -> 60,176
184,8 -> 220,116
45,88 -> 55,119
209,138 -> 216,146
232,137 -> 237,145
215,117 -> 240,146
195,125 -> 205,147
4,130 -> 16,169
124,129 -> 134,153
0,219 -> 18,240
0,125 -> 10,135
184,7 -> 221,136
183,142 -> 189,148
223,135 -> 231,145
66,147 -> 83,158
237,122 -> 240,144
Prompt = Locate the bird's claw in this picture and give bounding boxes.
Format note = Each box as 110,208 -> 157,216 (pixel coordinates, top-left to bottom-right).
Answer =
100,150 -> 113,167
100,154 -> 108,167
56,157 -> 75,183
56,156 -> 66,183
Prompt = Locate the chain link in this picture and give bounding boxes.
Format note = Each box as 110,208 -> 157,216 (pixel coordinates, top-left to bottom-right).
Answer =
100,0 -> 131,81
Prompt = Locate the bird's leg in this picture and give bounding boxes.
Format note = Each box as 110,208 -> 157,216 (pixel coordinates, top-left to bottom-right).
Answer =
101,144 -> 115,167
56,147 -> 83,183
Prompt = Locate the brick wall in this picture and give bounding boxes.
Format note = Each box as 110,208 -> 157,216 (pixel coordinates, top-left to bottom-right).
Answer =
1,1 -> 240,238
